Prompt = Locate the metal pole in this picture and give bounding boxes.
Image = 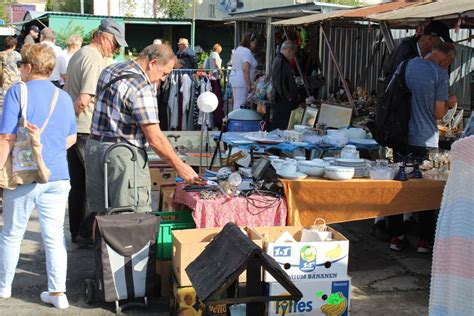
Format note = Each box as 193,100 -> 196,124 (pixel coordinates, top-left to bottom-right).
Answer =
191,0 -> 196,48
380,21 -> 395,54
265,17 -> 272,75
320,25 -> 355,109
80,0 -> 84,14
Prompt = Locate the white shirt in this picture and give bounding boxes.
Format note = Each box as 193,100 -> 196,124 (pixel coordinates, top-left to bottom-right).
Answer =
57,51 -> 75,85
229,46 -> 257,88
42,40 -> 63,82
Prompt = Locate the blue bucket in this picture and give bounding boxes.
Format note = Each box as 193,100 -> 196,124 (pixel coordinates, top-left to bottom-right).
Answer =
227,119 -> 261,132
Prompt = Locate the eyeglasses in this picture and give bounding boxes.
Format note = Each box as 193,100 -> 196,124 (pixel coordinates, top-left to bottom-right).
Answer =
16,61 -> 25,68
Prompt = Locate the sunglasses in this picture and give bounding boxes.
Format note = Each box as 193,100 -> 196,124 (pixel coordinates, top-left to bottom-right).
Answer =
16,61 -> 26,68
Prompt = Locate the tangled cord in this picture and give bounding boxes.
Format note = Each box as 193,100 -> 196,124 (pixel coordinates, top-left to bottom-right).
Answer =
245,189 -> 282,216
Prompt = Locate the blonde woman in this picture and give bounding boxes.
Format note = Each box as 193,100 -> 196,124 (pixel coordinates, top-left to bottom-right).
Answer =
0,44 -> 76,308
57,34 -> 83,86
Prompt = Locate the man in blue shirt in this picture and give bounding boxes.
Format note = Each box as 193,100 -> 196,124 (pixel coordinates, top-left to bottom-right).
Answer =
389,42 -> 456,253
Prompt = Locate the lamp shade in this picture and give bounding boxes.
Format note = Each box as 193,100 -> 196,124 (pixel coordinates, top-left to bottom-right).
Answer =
197,91 -> 218,113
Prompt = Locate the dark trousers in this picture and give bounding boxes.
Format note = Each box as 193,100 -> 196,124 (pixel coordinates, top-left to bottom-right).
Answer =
271,99 -> 295,130
388,145 -> 437,242
67,133 -> 90,238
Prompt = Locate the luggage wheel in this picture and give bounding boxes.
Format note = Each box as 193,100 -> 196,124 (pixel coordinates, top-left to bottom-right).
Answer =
84,278 -> 96,305
115,296 -> 148,313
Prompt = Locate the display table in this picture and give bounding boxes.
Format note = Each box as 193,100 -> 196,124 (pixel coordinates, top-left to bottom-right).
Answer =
173,184 -> 288,228
280,178 -> 446,225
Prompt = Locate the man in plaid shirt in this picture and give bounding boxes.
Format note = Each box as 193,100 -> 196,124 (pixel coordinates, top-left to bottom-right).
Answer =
85,44 -> 198,214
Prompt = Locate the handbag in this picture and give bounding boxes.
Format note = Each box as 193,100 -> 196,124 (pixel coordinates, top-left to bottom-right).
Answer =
0,82 -> 59,189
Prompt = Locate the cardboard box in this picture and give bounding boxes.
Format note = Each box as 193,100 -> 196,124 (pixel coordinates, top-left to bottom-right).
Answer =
150,166 -> 177,190
151,190 -> 160,211
172,227 -> 263,287
160,185 -> 175,212
255,226 -> 349,282
268,277 -> 351,316
156,260 -> 172,297
170,271 -> 228,316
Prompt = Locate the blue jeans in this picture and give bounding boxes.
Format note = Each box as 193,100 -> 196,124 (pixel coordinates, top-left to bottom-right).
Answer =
0,180 -> 70,292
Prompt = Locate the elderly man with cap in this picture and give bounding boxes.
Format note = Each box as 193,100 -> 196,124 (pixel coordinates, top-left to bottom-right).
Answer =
176,38 -> 197,69
64,18 -> 127,244
24,25 -> 40,45
383,21 -> 453,84
85,44 -> 198,217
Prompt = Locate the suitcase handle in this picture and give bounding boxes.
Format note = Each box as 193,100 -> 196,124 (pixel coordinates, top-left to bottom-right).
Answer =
103,143 -> 138,214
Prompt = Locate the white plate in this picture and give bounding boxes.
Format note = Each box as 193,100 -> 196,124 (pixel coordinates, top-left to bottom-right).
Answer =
335,158 -> 366,164
244,135 -> 284,144
231,139 -> 254,145
349,139 -> 378,146
277,171 -> 308,180
290,141 -> 309,147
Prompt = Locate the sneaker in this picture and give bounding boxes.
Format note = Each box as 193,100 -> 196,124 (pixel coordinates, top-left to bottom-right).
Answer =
0,287 -> 11,299
372,221 -> 391,242
40,292 -> 69,309
417,240 -> 433,254
390,236 -> 409,251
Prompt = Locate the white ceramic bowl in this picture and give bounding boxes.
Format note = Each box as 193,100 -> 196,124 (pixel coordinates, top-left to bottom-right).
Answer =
324,166 -> 355,180
294,124 -> 311,132
345,128 -> 366,140
298,160 -> 326,177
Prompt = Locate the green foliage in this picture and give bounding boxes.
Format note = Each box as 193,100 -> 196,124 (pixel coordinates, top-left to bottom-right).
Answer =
157,0 -> 186,18
0,0 -> 14,24
123,0 -> 138,17
45,0 -> 94,14
54,21 -> 95,49
197,51 -> 209,68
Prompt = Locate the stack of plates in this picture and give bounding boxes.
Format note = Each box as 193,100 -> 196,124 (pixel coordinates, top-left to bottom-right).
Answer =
335,158 -> 368,178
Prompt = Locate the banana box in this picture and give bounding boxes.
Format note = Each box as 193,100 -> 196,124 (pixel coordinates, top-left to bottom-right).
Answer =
268,277 -> 351,316
255,226 -> 349,282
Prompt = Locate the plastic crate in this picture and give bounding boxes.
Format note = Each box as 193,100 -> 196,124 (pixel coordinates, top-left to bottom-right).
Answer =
227,119 -> 261,132
153,211 -> 196,260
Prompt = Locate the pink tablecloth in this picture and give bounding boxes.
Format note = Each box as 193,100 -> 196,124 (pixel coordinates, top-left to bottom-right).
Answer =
173,184 -> 287,228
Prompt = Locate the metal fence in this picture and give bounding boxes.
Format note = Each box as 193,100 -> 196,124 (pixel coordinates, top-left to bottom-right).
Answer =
320,26 -> 473,108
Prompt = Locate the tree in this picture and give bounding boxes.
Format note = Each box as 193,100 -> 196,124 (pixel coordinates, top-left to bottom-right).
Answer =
45,0 -> 94,14
0,0 -> 14,24
157,0 -> 186,18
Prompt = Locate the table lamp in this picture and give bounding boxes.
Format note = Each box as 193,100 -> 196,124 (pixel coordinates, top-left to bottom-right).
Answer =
197,91 -> 218,173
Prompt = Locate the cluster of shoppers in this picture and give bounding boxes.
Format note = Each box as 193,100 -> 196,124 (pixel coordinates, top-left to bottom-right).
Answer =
0,19 -> 197,309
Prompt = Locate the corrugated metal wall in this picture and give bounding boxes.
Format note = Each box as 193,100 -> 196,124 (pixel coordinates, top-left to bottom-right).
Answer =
320,26 -> 473,108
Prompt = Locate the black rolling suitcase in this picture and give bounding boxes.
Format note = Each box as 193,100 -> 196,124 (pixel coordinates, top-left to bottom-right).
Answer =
84,143 -> 160,313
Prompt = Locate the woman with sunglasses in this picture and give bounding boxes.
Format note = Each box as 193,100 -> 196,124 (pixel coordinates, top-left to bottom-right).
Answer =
0,43 -> 76,309
229,33 -> 258,111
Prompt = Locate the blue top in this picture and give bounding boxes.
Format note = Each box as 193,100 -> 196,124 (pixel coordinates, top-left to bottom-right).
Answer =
0,80 -> 76,181
405,57 -> 449,148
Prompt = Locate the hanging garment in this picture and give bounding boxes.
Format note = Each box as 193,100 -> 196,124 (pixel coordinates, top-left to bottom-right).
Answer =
180,73 -> 192,130
210,79 -> 224,129
168,72 -> 179,129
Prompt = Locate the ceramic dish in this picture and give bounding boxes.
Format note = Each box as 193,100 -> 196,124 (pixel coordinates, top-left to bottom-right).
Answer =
297,160 -> 326,177
277,171 -> 308,180
324,166 -> 355,180
349,138 -> 378,146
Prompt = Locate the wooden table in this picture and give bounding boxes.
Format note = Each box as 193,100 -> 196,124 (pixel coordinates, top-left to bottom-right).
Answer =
280,178 -> 445,225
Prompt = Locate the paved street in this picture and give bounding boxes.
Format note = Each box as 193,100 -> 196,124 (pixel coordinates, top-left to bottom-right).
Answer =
0,207 -> 431,315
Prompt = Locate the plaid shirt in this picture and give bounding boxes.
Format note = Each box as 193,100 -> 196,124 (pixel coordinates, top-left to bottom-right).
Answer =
91,59 -> 159,147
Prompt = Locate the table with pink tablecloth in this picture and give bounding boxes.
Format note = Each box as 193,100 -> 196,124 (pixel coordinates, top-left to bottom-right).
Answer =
173,184 -> 287,228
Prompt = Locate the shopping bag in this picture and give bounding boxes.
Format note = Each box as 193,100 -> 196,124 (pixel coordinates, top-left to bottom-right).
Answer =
301,218 -> 333,242
0,82 -> 58,189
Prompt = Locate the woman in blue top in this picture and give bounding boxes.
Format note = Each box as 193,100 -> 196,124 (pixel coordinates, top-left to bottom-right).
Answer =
0,43 -> 76,309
